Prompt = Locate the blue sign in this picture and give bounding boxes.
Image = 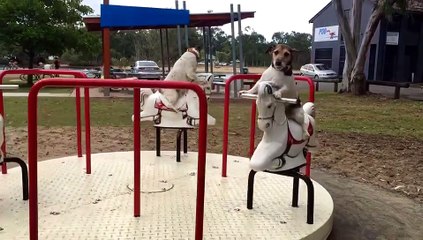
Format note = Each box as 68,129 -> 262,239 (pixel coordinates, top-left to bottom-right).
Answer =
100,5 -> 190,28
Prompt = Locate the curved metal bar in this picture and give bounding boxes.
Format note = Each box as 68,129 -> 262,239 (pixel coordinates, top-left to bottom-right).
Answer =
0,69 -> 87,174
240,93 -> 298,104
222,74 -> 261,177
28,78 -> 208,240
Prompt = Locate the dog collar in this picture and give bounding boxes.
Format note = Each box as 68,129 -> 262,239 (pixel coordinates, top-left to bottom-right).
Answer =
188,49 -> 200,60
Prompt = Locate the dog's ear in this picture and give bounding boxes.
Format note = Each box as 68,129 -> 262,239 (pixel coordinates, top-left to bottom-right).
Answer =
265,44 -> 276,55
290,48 -> 300,54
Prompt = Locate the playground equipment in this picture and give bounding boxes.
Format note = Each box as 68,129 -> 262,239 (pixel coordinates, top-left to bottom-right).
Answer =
240,82 -> 317,224
0,76 -> 333,239
0,69 -> 91,174
0,84 -> 28,200
133,73 -> 216,162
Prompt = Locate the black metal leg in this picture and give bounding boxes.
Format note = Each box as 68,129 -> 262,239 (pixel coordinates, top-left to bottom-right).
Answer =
292,175 -> 299,207
4,157 -> 28,200
183,129 -> 188,153
176,129 -> 182,162
247,170 -> 257,209
297,173 -> 314,224
156,127 -> 161,157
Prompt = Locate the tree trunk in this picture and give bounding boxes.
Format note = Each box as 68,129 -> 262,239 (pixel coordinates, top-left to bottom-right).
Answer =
27,50 -> 35,86
351,3 -> 384,95
332,0 -> 357,92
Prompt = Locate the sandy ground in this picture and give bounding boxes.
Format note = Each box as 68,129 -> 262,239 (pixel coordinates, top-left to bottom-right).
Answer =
4,125 -> 423,239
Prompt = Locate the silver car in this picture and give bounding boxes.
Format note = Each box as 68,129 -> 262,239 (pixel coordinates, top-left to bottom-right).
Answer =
300,63 -> 338,80
133,60 -> 162,80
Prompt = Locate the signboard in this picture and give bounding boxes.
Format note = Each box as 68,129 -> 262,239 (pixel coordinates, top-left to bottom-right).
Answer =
100,5 -> 190,28
314,25 -> 339,42
386,32 -> 399,45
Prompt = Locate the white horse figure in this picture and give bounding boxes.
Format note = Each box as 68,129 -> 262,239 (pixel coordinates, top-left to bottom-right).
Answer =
248,82 -> 317,172
132,73 -> 216,128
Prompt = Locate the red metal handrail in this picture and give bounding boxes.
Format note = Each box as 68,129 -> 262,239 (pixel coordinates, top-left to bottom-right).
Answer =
221,74 -> 315,177
27,78 -> 208,240
0,69 -> 88,174
222,74 -> 261,177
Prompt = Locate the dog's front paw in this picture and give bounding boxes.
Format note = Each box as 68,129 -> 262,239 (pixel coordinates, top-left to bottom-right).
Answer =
273,91 -> 283,99
238,90 -> 248,96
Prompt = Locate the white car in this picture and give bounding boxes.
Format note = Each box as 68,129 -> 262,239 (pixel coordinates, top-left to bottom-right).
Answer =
300,63 -> 338,80
133,60 -> 162,80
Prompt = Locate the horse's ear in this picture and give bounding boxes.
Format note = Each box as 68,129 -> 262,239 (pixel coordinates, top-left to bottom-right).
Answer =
264,84 -> 273,94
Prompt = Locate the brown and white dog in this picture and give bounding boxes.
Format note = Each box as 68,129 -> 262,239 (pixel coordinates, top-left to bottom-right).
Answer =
240,44 -> 309,139
160,47 -> 201,109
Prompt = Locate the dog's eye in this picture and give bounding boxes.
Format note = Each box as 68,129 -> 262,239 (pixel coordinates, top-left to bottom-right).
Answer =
274,50 -> 279,55
284,52 -> 290,57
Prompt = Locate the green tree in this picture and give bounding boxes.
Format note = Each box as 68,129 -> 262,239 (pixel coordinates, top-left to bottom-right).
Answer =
333,0 -> 408,95
0,0 -> 94,85
271,31 -> 312,51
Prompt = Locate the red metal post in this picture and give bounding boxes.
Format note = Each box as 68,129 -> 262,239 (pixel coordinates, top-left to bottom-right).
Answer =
84,88 -> 91,174
222,74 -> 261,177
294,76 -> 315,102
0,69 -> 87,174
133,88 -> 141,217
0,89 -> 6,174
294,76 -> 315,177
28,78 -> 208,240
75,88 -> 82,157
27,82 -> 39,240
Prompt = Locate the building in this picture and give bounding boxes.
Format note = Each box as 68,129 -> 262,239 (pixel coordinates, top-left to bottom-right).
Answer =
309,0 -> 423,83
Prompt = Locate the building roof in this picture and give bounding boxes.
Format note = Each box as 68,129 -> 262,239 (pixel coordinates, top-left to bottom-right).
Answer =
308,1 -> 332,23
309,0 -> 423,24
83,11 -> 256,31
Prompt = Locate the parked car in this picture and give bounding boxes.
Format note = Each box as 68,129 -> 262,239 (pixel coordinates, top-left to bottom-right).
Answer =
133,60 -> 162,80
300,63 -> 338,80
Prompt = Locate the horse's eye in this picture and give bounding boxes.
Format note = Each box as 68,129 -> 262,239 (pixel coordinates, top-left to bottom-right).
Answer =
267,105 -> 272,109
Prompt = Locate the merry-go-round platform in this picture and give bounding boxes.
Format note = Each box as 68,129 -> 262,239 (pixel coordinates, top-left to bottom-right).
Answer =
0,151 -> 333,239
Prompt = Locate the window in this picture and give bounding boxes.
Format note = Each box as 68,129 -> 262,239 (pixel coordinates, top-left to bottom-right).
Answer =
315,48 -> 333,68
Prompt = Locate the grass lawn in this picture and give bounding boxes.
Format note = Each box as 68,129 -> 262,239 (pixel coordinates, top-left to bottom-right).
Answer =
3,92 -> 423,138
2,74 -> 74,94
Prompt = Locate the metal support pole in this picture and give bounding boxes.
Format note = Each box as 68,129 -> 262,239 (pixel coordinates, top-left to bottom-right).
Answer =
159,29 -> 165,79
203,27 -> 208,73
102,0 -> 111,97
238,4 -> 244,75
176,0 -> 182,56
230,4 -> 238,98
208,26 -> 213,73
166,29 -> 171,72
183,1 -> 189,48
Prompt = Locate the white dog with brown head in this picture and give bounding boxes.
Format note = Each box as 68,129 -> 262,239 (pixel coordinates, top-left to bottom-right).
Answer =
160,47 -> 203,110
240,44 -> 309,139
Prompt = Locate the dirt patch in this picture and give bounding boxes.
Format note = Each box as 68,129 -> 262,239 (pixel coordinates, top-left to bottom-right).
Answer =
5,126 -> 422,203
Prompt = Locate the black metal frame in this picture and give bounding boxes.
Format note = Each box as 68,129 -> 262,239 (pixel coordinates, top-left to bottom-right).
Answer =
1,157 -> 29,200
155,127 -> 189,162
247,165 -> 314,224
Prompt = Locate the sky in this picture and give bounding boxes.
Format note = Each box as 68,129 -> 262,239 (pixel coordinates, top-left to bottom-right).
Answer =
82,0 -> 330,41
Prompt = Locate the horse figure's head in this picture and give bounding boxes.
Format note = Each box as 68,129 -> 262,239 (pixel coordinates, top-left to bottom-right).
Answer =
256,82 -> 287,132
196,73 -> 213,100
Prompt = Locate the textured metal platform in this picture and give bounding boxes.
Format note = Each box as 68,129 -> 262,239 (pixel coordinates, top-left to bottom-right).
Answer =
0,151 -> 333,239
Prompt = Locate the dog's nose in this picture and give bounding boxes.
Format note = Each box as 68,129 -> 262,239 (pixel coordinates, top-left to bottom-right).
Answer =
275,61 -> 282,66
